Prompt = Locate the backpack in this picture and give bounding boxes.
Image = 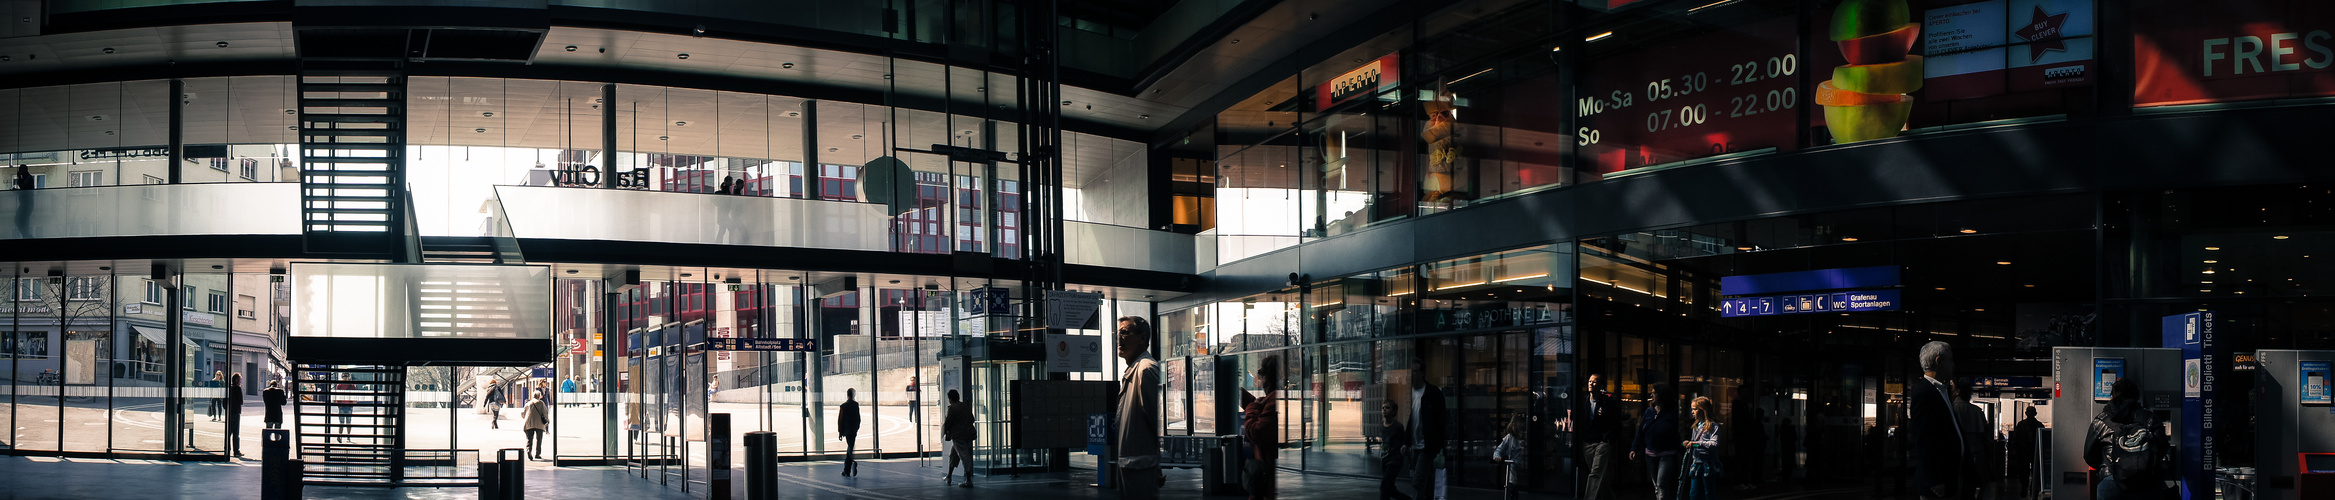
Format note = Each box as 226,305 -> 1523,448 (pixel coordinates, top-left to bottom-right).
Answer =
2102,408 -> 2170,482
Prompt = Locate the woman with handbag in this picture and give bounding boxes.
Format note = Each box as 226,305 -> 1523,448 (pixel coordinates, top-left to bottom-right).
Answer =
1681,396 -> 1723,500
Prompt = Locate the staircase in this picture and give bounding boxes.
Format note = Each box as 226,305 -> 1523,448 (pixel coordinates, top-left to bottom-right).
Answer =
298,60 -> 407,253
294,365 -> 406,486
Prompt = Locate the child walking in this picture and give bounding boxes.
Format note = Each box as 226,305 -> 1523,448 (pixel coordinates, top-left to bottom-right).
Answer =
1491,414 -> 1527,500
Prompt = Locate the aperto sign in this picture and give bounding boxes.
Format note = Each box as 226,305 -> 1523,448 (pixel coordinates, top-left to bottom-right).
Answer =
1316,53 -> 1401,110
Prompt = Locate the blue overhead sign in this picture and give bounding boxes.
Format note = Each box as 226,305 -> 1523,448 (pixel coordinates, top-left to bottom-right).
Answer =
706,338 -> 816,352
1719,289 -> 1901,317
1720,266 -> 1901,296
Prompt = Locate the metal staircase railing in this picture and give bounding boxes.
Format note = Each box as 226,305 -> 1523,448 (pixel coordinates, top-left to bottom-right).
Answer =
294,364 -> 406,486
298,61 -> 406,252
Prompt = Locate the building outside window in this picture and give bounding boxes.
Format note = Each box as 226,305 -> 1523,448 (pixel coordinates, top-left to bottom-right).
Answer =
143,175 -> 164,185
240,159 -> 258,181
183,287 -> 197,310
16,278 -> 43,301
237,294 -> 256,319
65,277 -> 102,301
207,292 -> 228,314
144,280 -> 165,304
68,170 -> 101,187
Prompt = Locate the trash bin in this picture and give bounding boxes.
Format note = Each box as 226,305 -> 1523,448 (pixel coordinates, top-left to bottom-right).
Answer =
260,429 -> 295,500
745,431 -> 776,500
481,448 -> 525,499
1205,434 -> 1246,496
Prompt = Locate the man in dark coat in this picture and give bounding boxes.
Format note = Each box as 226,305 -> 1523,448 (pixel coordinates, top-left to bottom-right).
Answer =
262,380 -> 287,429
226,372 -> 246,457
839,388 -> 862,477
1910,341 -> 1965,499
1408,357 -> 1447,500
2009,406 -> 2044,500
1578,374 -> 1625,500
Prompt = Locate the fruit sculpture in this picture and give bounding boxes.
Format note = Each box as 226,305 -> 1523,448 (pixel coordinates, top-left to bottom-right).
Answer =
1818,0 -> 1921,143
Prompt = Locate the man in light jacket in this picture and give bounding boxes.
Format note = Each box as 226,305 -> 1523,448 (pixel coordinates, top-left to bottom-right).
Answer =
1114,316 -> 1162,499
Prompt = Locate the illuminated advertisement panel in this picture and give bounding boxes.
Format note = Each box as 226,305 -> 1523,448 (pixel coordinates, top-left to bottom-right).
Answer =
1577,15 -> 1802,176
1920,0 -> 2095,100
2132,0 -> 2335,107
1316,53 -> 1401,111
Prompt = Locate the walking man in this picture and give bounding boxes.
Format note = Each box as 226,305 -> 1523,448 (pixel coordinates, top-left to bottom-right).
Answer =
1409,356 -> 1447,500
1910,341 -> 1965,500
2008,406 -> 2043,499
1114,316 -> 1162,500
262,380 -> 287,430
1578,374 -> 1623,500
839,388 -> 862,477
942,390 -> 976,487
523,393 -> 550,460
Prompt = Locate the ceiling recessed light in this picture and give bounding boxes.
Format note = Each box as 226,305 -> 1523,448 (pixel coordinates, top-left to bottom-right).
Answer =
482,111 -> 494,117
2024,284 -> 2035,287
1935,287 -> 1946,291
676,121 -> 687,127
2203,270 -> 2217,274
658,135 -> 669,140
680,273 -> 692,277
1586,31 -> 1616,42
475,128 -> 487,133
210,265 -> 223,269
851,134 -> 863,140
2274,235 -> 2291,239
2206,246 -> 2221,250
677,53 -> 689,59
216,41 -> 229,47
1735,246 -> 1753,251
565,45 -> 578,52
828,147 -> 838,152
566,270 -> 578,274
1841,237 -> 1859,242
1996,261 -> 2011,265
1958,228 -> 1977,234
2201,281 -> 2213,284
1230,39 -> 1239,44
2204,260 -> 2218,263
102,48 -> 114,54
782,62 -> 794,69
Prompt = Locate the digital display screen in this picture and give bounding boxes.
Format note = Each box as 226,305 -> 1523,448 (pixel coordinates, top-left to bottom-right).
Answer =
1577,15 -> 1803,177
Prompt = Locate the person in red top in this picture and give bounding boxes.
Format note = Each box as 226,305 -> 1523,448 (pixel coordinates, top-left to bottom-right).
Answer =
1243,355 -> 1281,500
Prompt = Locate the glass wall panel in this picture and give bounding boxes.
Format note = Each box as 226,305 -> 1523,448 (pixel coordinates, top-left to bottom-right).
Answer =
112,273 -> 170,453
179,272 -> 230,456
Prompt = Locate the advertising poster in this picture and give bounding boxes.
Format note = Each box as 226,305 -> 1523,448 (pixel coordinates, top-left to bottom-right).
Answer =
1920,0 -> 2096,100
2094,357 -> 2124,401
1578,14 -> 1803,173
2304,360 -> 2332,405
2132,0 -> 2335,106
1045,333 -> 1104,373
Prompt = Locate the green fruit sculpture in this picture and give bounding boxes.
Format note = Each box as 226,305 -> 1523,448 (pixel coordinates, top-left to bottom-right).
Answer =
1822,0 -> 1919,144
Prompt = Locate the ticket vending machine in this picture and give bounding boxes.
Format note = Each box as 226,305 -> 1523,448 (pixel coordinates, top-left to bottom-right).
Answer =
2050,347 -> 2182,500
2252,350 -> 2335,500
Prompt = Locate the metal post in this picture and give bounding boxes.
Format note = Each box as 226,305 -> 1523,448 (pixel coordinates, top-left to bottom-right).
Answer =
602,84 -> 617,189
802,101 -> 821,200
168,79 -> 184,184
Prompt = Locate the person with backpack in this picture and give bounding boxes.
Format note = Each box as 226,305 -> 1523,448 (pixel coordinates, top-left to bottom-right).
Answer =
2086,377 -> 2170,500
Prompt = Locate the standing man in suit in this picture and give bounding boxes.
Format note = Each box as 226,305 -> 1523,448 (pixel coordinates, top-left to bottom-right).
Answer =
1114,316 -> 1163,499
839,388 -> 862,477
1578,374 -> 1624,500
1409,356 -> 1447,500
1910,341 -> 1965,500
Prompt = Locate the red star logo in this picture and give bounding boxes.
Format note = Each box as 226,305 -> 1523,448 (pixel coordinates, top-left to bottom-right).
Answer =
2013,5 -> 2070,63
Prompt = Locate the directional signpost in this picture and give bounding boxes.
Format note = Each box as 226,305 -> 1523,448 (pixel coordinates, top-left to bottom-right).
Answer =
706,338 -> 817,352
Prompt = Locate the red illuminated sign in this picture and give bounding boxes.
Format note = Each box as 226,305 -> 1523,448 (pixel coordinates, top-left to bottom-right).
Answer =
1317,53 -> 1401,110
1577,15 -> 1802,176
2132,0 -> 2335,107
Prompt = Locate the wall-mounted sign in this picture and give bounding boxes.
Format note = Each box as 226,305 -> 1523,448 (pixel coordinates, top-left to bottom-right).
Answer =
80,147 -> 169,160
1921,0 -> 2096,101
1719,289 -> 1900,317
2132,0 -> 2335,106
2094,357 -> 2124,402
1316,53 -> 1401,110
706,338 -> 815,352
2304,360 -> 2332,405
965,286 -> 1012,318
1044,290 -> 1105,330
1045,333 -> 1104,373
1720,265 -> 1901,296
